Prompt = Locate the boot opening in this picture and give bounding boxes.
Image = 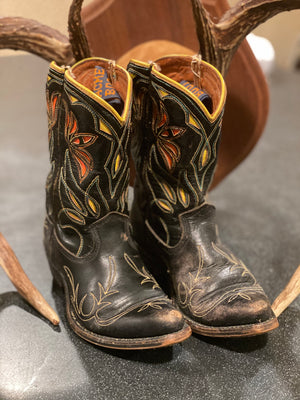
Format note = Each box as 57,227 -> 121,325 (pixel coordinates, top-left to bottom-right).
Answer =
153,56 -> 224,115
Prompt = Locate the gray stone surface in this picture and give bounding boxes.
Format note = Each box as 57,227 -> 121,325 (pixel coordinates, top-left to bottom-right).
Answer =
0,54 -> 299,400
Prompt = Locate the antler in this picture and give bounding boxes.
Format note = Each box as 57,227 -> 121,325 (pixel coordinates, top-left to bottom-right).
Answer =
68,0 -> 92,61
2,0 -> 300,73
0,17 -> 73,65
191,0 -> 300,75
0,233 -> 59,325
0,0 -> 91,65
272,265 -> 300,317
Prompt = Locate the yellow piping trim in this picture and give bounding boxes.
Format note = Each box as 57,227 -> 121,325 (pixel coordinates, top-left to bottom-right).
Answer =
151,56 -> 226,123
129,59 -> 151,69
49,61 -> 65,74
64,57 -> 132,124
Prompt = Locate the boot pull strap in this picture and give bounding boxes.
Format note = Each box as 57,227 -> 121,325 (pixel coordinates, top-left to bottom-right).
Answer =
66,65 -> 76,79
191,54 -> 202,89
148,61 -> 161,72
108,60 -> 117,83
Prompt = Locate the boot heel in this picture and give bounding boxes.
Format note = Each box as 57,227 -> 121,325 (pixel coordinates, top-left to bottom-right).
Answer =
44,218 -> 64,288
49,261 -> 64,288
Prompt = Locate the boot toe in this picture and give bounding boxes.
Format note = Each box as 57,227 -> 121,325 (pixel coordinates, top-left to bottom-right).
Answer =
102,302 -> 186,339
70,299 -> 191,348
185,290 -> 278,337
203,292 -> 275,327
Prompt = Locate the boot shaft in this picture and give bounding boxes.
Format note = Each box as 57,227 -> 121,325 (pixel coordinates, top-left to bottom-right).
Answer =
46,58 -> 132,229
128,55 -> 226,245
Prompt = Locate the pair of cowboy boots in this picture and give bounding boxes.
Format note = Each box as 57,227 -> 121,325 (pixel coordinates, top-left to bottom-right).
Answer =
44,55 -> 278,350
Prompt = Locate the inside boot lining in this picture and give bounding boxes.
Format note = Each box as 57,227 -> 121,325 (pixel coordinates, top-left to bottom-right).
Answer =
155,57 -> 222,113
70,59 -> 128,104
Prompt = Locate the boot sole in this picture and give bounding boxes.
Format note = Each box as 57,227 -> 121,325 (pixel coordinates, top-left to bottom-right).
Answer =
183,313 -> 279,338
69,309 -> 192,350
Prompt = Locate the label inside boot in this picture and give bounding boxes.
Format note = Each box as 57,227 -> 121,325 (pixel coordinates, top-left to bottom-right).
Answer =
180,80 -> 212,113
93,66 -> 123,113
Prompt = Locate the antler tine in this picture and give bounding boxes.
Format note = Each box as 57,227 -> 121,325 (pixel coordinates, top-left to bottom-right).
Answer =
68,0 -> 92,62
216,0 -> 300,74
190,0 -> 219,69
0,233 -> 59,325
272,265 -> 300,317
0,17 -> 73,65
190,0 -> 300,75
0,0 -> 93,65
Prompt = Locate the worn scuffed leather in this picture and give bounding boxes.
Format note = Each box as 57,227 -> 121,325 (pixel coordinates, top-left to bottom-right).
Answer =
128,56 -> 277,336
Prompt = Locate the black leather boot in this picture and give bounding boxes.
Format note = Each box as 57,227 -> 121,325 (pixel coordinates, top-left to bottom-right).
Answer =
128,55 -> 278,337
44,57 -> 191,349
